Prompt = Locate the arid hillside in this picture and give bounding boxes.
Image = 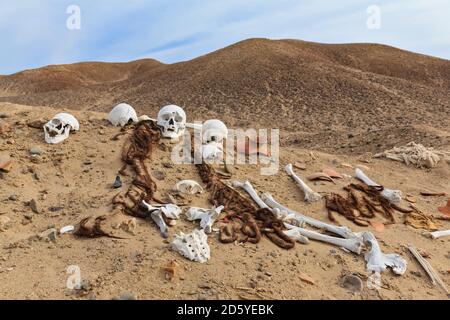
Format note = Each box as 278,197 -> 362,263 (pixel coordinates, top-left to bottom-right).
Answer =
0,38 -> 449,153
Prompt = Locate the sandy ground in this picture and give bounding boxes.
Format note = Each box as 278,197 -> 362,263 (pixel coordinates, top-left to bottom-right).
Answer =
0,103 -> 449,300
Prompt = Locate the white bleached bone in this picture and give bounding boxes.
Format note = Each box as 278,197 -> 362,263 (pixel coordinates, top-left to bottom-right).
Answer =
424,229 -> 450,239
202,119 -> 228,144
173,180 -> 204,195
363,232 -> 407,275
185,205 -> 224,234
43,113 -> 79,144
172,229 -> 210,263
262,193 -> 357,239
284,224 -> 363,254
202,142 -> 224,163
232,181 -> 269,209
283,228 -> 310,245
108,103 -> 138,127
156,105 -> 187,140
142,201 -> 181,238
355,168 -> 402,204
285,164 -> 321,203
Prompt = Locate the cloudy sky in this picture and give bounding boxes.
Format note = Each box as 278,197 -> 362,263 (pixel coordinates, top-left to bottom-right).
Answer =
0,0 -> 449,74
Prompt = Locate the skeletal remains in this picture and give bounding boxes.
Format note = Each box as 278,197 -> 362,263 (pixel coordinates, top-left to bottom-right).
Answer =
424,229 -> 450,239
355,168 -> 403,204
185,206 -> 224,234
285,164 -> 321,203
108,103 -> 139,127
43,113 -> 79,144
157,105 -> 187,140
233,179 -> 407,275
173,180 -> 204,195
142,201 -> 182,238
172,229 -> 211,263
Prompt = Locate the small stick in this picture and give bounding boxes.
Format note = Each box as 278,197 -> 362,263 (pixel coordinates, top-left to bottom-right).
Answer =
408,245 -> 449,295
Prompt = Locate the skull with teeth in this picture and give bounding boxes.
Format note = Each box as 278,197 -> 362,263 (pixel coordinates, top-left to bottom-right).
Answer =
156,105 -> 187,140
43,113 -> 80,144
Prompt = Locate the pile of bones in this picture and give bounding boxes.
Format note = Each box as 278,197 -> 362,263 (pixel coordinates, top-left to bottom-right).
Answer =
43,103 -> 421,281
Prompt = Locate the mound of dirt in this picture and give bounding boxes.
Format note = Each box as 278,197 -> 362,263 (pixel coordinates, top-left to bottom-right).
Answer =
0,38 -> 449,154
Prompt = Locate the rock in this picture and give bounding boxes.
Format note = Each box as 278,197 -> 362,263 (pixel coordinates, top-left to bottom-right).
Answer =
113,292 -> 137,300
23,213 -> 33,220
0,216 -> 11,231
83,159 -> 92,165
29,199 -> 41,214
0,113 -> 8,119
29,146 -> 43,155
38,228 -> 57,242
299,273 -> 315,285
113,176 -> 122,189
152,170 -> 166,181
0,154 -> 12,172
0,120 -> 11,134
8,194 -> 18,201
27,119 -> 46,129
342,274 -> 363,293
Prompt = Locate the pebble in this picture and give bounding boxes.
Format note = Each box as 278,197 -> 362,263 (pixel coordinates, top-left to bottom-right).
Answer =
29,146 -> 43,155
29,199 -> 41,214
113,292 -> 137,300
9,194 -> 18,201
0,216 -> 11,231
113,176 -> 122,189
23,213 -> 33,220
342,274 -> 363,293
38,228 -> 57,242
152,170 -> 166,181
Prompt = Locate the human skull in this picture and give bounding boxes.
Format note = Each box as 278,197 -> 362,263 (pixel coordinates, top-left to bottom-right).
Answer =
202,119 -> 228,144
156,105 -> 186,140
43,113 -> 79,144
108,103 -> 138,127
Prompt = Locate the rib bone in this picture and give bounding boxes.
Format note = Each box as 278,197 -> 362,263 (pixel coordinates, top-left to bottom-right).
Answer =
285,224 -> 363,254
355,168 -> 402,204
262,193 -> 357,239
363,232 -> 407,275
285,164 -> 321,202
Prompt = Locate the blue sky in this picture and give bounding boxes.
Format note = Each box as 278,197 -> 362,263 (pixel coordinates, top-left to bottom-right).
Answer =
0,0 -> 449,74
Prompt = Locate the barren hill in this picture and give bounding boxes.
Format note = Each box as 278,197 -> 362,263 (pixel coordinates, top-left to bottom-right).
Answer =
0,38 -> 449,153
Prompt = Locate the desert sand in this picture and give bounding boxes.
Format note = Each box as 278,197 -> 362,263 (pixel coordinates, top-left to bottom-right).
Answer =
0,39 -> 449,300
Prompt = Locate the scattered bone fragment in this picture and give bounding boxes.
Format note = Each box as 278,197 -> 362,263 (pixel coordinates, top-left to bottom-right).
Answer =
185,206 -> 224,234
374,142 -> 443,168
408,245 -> 449,295
423,229 -> 450,239
285,164 -> 321,203
173,180 -> 204,195
171,229 -> 210,263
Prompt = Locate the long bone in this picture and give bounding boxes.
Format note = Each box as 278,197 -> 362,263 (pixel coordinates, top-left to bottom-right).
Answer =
232,181 -> 269,209
284,224 -> 363,254
424,229 -> 450,239
363,232 -> 407,275
285,164 -> 321,203
262,193 -> 357,239
355,168 -> 403,204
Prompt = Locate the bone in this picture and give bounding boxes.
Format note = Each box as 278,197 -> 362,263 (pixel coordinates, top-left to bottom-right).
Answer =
408,245 -> 449,294
185,206 -> 224,234
232,181 -> 269,209
262,193 -> 357,239
285,224 -> 363,254
285,164 -> 321,203
173,180 -> 204,195
142,201 -> 171,238
424,229 -> 450,239
355,168 -> 403,204
283,228 -> 310,244
363,232 -> 407,275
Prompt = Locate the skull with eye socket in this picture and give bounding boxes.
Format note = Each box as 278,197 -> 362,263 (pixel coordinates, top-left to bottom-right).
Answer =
43,113 -> 80,144
201,119 -> 228,163
156,105 -> 187,140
